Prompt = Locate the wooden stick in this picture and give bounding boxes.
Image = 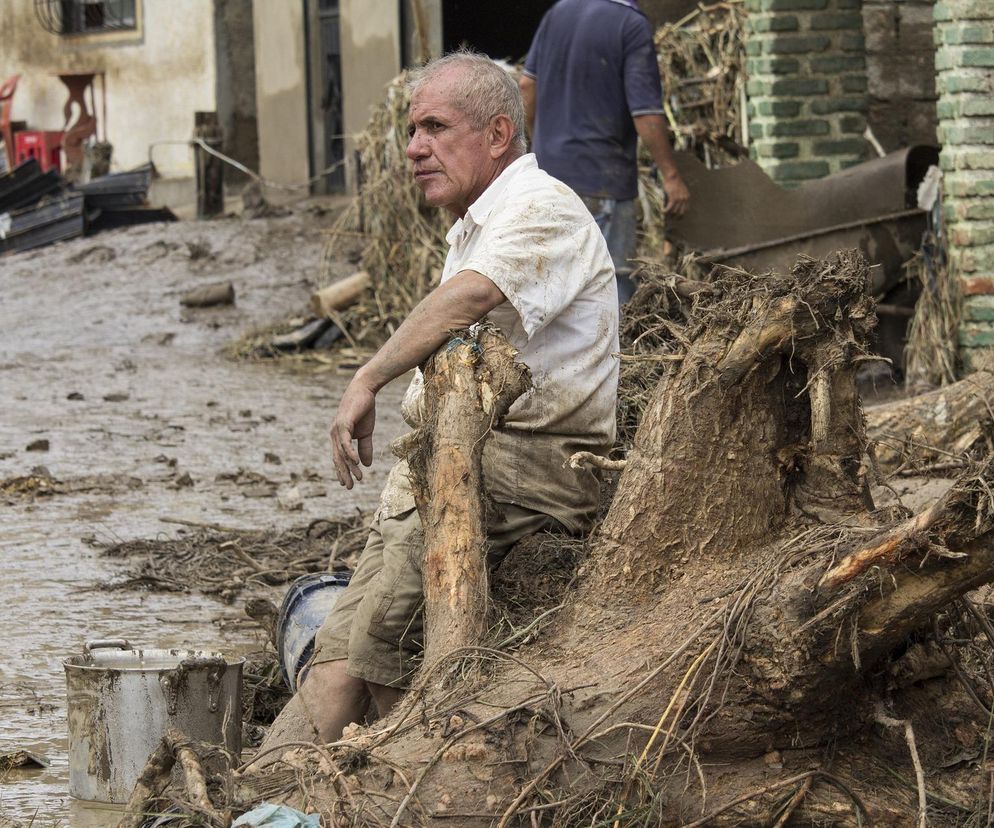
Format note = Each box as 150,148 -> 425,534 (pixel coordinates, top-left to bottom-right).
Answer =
310,270 -> 370,317
875,711 -> 927,828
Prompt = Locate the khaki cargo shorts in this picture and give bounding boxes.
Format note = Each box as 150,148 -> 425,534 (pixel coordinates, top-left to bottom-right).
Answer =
311,503 -> 554,688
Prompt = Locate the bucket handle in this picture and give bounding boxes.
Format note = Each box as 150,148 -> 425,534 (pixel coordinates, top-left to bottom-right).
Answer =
85,639 -> 131,652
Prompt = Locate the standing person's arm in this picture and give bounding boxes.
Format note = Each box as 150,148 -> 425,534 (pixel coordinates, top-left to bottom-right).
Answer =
519,75 -> 537,139
634,114 -> 690,217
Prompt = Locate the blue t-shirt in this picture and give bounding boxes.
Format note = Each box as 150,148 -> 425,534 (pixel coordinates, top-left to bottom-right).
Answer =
523,0 -> 664,201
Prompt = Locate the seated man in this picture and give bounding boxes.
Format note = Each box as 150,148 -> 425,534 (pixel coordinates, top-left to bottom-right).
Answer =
260,50 -> 619,751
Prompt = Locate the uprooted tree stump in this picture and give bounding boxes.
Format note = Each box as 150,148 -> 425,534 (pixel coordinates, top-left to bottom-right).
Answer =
232,251 -> 994,826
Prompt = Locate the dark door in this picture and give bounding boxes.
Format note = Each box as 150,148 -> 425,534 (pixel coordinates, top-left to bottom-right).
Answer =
317,0 -> 345,191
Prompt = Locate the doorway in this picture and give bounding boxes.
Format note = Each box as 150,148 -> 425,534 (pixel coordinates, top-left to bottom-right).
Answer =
312,0 -> 346,192
440,0 -> 555,62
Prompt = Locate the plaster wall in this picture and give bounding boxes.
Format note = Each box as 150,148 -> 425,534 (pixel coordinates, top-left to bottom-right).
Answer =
0,0 -> 217,178
251,0 -> 309,187
341,0 -> 402,190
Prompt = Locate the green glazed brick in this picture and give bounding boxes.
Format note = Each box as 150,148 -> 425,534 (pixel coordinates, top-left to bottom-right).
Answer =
935,1 -> 994,22
756,141 -> 801,158
750,57 -> 803,74
747,79 -> 771,96
944,176 -> 994,197
951,221 -> 994,245
841,75 -> 869,93
765,35 -> 833,54
938,123 -> 994,145
813,138 -> 868,155
746,39 -> 765,56
963,47 -> 994,67
769,119 -> 832,136
811,55 -> 866,73
770,77 -> 830,95
756,99 -> 803,116
809,96 -> 867,114
964,99 -> 994,116
938,73 -> 994,95
958,244 -> 994,272
750,122 -> 767,139
750,15 -> 801,32
839,33 -> 866,51
840,114 -> 867,132
770,160 -> 831,180
958,325 -> 994,347
810,12 -> 864,30
963,297 -> 994,322
940,24 -> 994,45
945,199 -> 994,221
760,0 -> 828,10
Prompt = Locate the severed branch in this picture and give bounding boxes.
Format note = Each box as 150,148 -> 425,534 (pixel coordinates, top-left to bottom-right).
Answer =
116,729 -> 227,828
568,451 -> 627,472
404,326 -> 531,667
819,456 -> 994,594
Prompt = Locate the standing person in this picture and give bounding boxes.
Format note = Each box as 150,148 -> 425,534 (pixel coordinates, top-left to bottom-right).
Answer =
520,0 -> 691,303
255,50 -> 619,756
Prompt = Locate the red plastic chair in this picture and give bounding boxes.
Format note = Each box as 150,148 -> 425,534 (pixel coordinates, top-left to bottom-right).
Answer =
0,74 -> 21,170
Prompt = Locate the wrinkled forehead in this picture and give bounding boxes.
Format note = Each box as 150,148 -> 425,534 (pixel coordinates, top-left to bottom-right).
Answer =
408,69 -> 470,125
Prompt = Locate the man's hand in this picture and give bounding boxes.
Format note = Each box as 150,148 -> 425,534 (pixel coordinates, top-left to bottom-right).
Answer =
330,377 -> 376,489
663,172 -> 690,217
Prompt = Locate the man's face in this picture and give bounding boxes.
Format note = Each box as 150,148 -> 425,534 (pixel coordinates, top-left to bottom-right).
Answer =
406,70 -> 496,217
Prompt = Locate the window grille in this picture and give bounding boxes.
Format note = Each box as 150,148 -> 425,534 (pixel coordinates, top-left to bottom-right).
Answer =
35,0 -> 137,36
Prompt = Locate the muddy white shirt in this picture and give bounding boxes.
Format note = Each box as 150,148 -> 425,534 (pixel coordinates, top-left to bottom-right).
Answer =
381,153 -> 619,532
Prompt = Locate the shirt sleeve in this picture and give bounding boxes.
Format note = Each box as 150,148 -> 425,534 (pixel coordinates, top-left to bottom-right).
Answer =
460,194 -> 599,340
623,15 -> 665,117
522,12 -> 549,79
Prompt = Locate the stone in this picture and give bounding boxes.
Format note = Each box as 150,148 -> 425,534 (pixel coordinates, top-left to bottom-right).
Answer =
769,119 -> 832,136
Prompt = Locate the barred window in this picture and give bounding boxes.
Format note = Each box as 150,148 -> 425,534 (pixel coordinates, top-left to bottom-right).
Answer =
35,0 -> 138,36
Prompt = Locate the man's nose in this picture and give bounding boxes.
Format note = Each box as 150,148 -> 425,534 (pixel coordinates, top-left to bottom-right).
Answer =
406,131 -> 427,160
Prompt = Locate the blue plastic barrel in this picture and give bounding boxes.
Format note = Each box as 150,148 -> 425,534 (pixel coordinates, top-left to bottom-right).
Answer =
276,572 -> 351,689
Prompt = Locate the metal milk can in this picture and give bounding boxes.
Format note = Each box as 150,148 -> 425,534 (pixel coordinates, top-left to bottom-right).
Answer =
64,639 -> 243,803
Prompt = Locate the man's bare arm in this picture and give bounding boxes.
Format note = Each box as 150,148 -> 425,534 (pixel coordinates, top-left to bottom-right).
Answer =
519,75 -> 536,139
633,113 -> 690,217
330,270 -> 507,488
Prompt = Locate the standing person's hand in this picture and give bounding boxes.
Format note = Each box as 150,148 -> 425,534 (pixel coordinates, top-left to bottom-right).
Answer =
663,172 -> 690,217
330,378 -> 376,489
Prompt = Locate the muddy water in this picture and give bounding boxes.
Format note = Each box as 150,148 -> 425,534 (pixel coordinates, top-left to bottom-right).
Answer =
0,212 -> 408,824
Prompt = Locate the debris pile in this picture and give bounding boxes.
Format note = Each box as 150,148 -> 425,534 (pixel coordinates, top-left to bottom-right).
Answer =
92,515 -> 368,602
0,160 -> 175,255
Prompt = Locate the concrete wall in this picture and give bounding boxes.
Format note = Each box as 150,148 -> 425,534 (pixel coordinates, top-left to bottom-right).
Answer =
340,0 -> 402,190
251,0 -> 309,188
863,0 -> 938,150
0,0 -> 217,178
215,0 -> 259,177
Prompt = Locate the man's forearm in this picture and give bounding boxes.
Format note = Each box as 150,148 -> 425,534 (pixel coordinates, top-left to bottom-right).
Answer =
354,271 -> 506,393
633,113 -> 681,179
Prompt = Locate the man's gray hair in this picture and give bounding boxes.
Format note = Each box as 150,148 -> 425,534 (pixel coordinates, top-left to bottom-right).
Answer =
408,49 -> 527,155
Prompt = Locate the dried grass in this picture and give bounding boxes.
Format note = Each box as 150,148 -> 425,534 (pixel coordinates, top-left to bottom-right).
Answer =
904,225 -> 960,388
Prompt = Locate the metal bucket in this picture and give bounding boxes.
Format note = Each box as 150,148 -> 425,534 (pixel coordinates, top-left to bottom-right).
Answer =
276,572 -> 350,689
64,639 -> 243,803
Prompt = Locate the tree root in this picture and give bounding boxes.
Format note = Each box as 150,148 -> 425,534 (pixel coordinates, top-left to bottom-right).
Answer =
116,728 -> 228,828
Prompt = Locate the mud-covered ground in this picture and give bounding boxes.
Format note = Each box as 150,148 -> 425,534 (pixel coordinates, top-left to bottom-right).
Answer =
0,206 -> 409,825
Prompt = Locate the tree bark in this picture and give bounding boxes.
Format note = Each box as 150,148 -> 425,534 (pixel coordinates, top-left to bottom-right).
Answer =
865,369 -> 994,474
403,325 -> 530,667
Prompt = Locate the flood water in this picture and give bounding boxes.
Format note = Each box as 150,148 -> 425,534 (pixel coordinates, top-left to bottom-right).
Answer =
0,212 -> 407,825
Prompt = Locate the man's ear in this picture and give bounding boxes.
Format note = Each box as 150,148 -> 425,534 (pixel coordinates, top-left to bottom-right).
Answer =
488,114 -> 515,159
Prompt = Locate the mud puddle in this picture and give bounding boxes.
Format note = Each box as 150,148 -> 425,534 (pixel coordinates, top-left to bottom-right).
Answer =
0,209 -> 407,824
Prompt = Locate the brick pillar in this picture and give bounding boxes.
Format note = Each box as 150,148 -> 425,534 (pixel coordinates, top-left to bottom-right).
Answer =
745,0 -> 870,186
936,0 -> 994,368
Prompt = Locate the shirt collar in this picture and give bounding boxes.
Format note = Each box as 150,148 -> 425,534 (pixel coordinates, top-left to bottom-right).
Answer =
445,153 -> 537,245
